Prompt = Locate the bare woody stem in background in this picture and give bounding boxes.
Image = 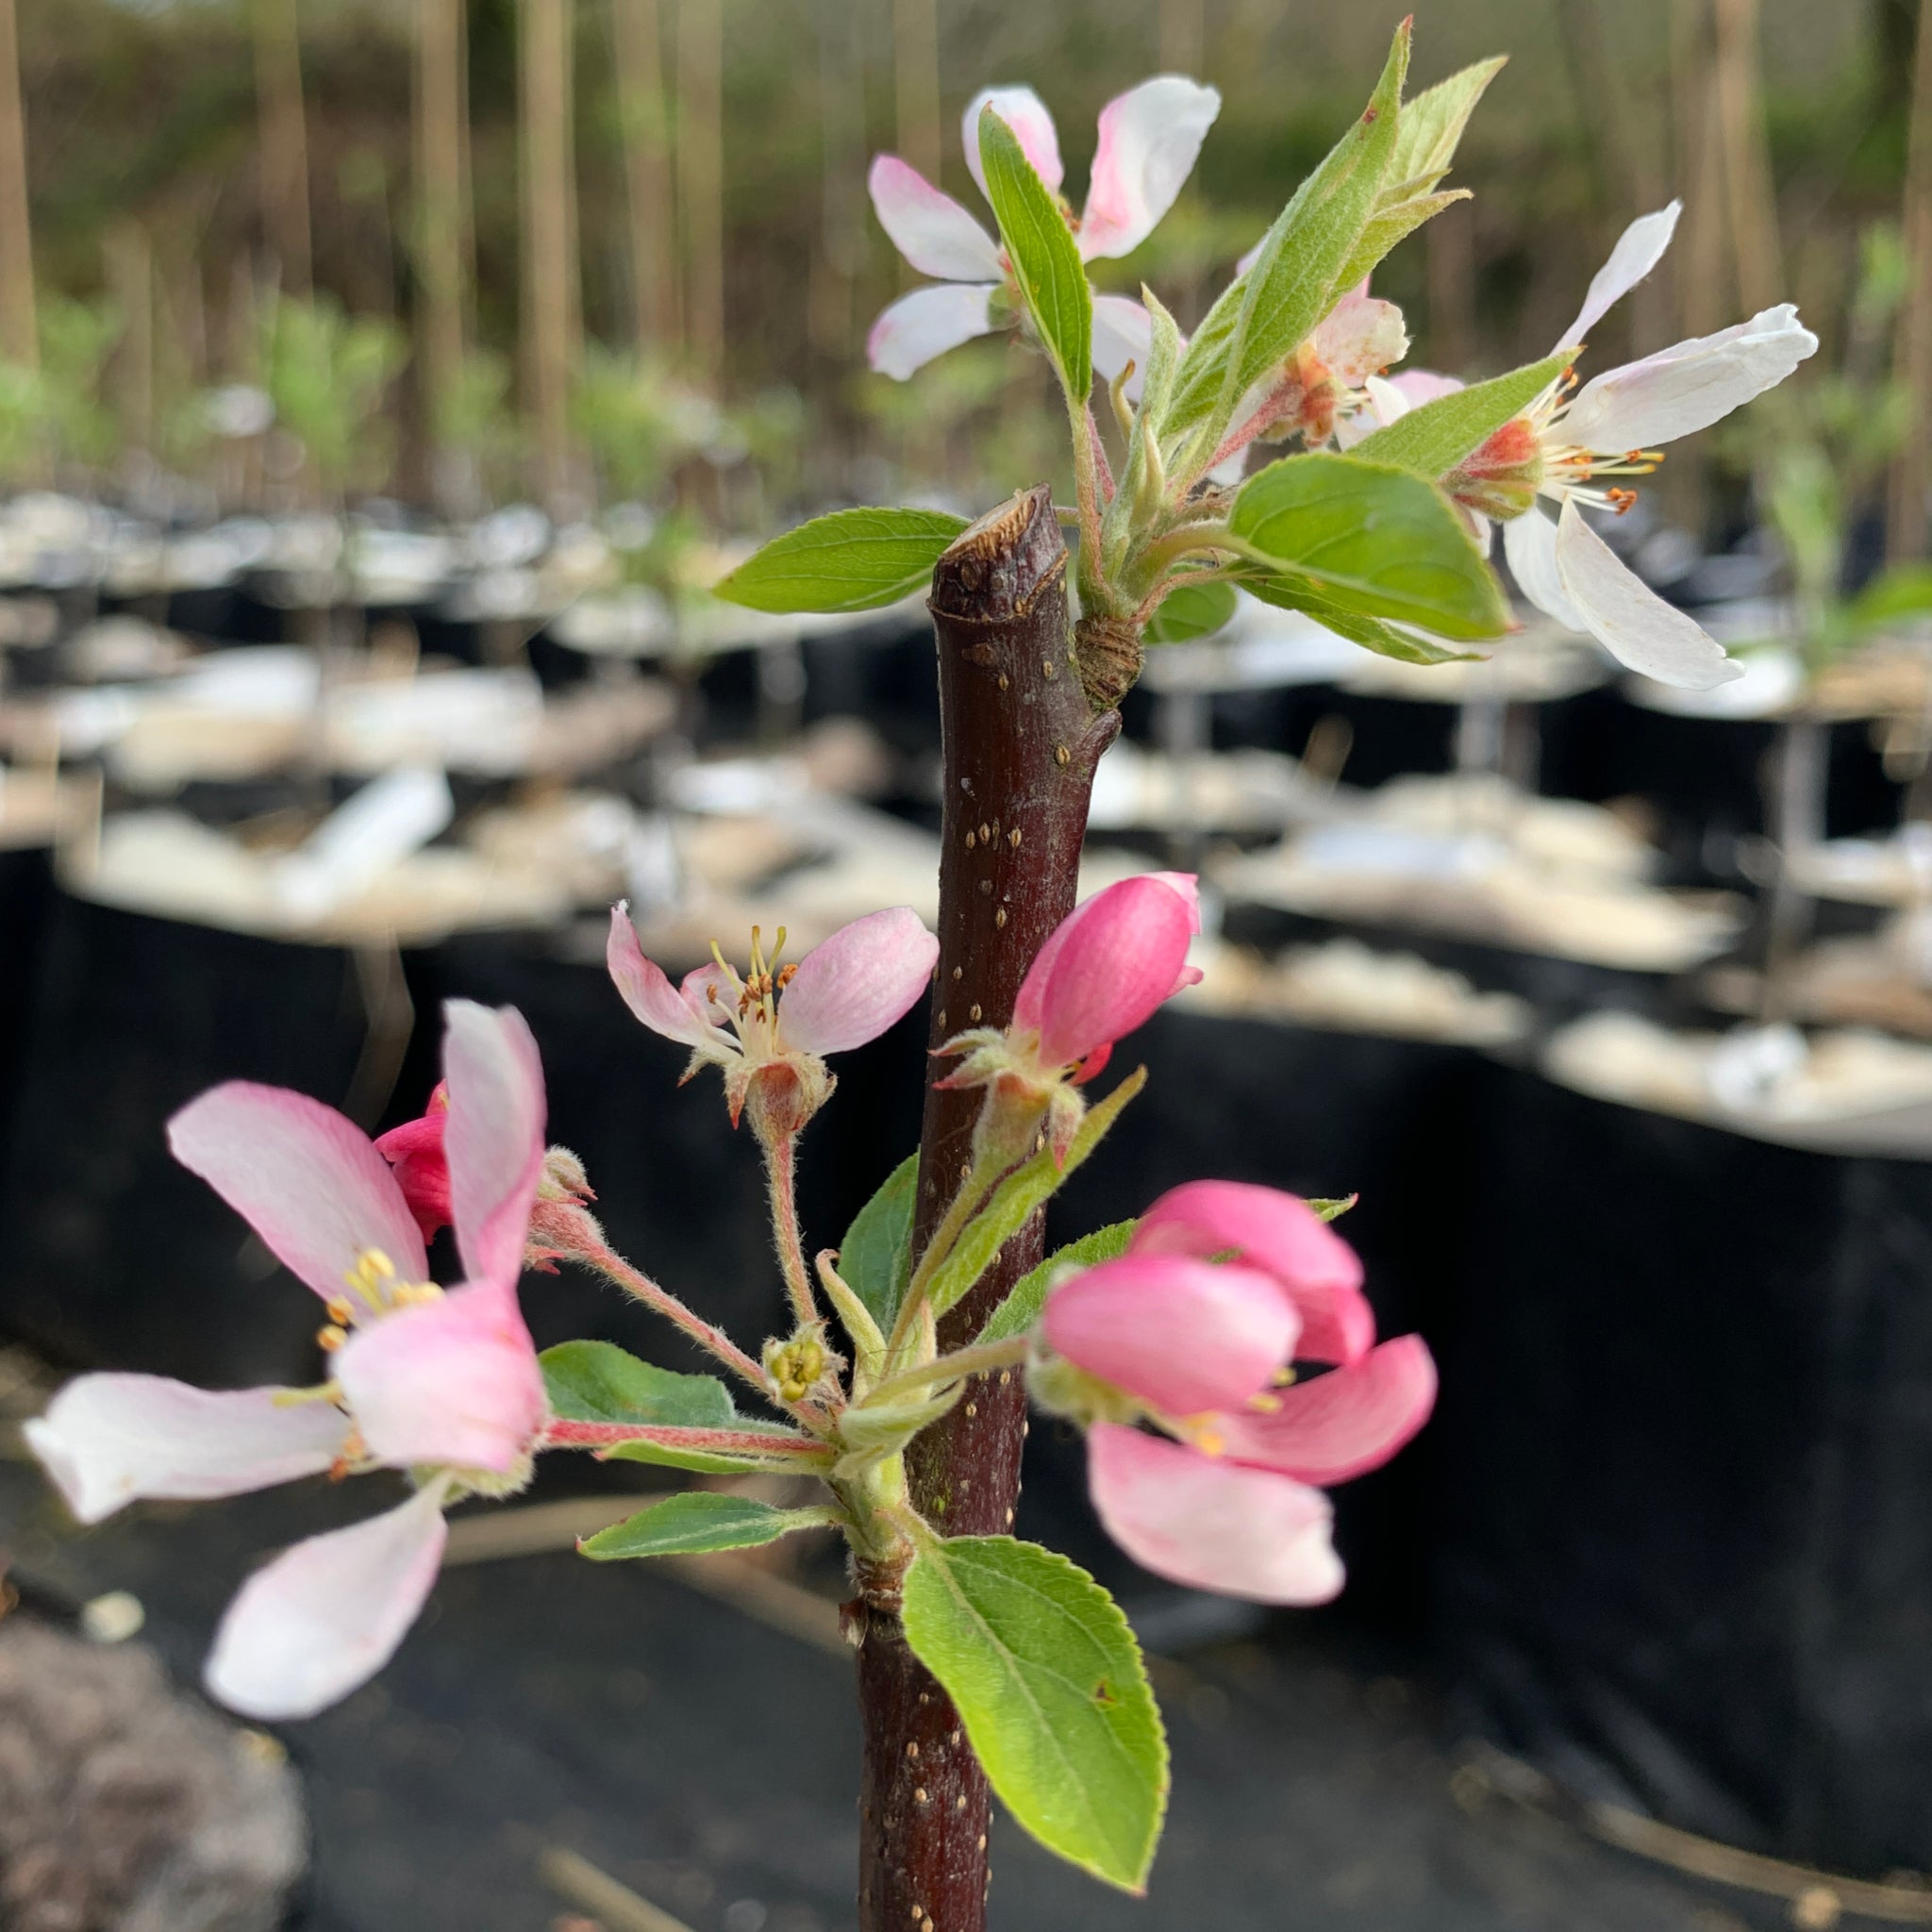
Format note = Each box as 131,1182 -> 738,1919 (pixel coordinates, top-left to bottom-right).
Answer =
853,486 -> 1121,1932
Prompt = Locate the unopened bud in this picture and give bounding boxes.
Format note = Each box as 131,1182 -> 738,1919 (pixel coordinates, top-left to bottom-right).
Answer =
539,1144 -> 594,1203
766,1330 -> 830,1403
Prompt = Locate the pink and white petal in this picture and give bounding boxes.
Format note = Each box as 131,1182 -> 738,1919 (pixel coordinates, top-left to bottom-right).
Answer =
1077,76 -> 1222,260
1128,1178 -> 1373,1364
1216,1336 -> 1438,1485
680,962 -> 738,1029
1091,295 -> 1154,404
169,1084 -> 427,1301
25,1375 -> 346,1524
963,86 -> 1063,199
608,905 -> 724,1048
1311,291 -> 1409,386
1554,498 -> 1741,690
441,1001 -> 545,1291
1559,200 -> 1681,347
335,1285 -> 545,1474
1560,305 -> 1818,453
776,907 -> 939,1057
1023,874 -> 1198,1069
1087,1424 -> 1343,1605
1042,1256 -> 1299,1416
204,1483 -> 449,1720
866,284 -> 999,381
1502,508 -> 1589,633
1390,370 -> 1466,408
867,155 -> 1004,281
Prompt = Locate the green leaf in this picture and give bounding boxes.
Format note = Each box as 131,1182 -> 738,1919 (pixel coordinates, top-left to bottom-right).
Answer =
839,1152 -> 920,1333
1229,451 -> 1507,641
541,1341 -> 797,1474
1335,187 -> 1468,293
977,1221 -> 1137,1345
1145,576 -> 1238,643
1388,56 -> 1507,194
902,1534 -> 1168,1891
1350,351 -> 1570,481
580,1491 -> 835,1560
1307,1192 -> 1358,1221
978,105 -> 1092,405
1241,570 -> 1479,665
924,1068 -> 1147,1321
1169,22 -> 1407,449
711,507 -> 968,614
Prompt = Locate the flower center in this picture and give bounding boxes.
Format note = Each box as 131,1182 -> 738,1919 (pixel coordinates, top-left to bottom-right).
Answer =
315,1247 -> 442,1352
706,925 -> 800,1058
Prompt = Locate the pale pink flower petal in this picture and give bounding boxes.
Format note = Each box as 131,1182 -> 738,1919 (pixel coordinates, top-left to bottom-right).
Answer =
867,283 -> 1000,381
169,1084 -> 427,1301
1310,290 -> 1409,386
1560,305 -> 1818,454
1091,294 -> 1154,404
1503,508 -> 1588,633
776,907 -> 939,1057
1012,874 -> 1197,1070
441,1001 -> 545,1291
867,155 -> 1005,281
963,86 -> 1064,199
25,1375 -> 346,1524
1554,497 -> 1741,690
681,961 -> 736,1027
608,905 -> 725,1048
1088,1424 -> 1343,1604
1042,1256 -> 1299,1417
1215,1336 -> 1438,1485
1559,201 -> 1680,346
1130,1179 -> 1374,1365
204,1484 -> 449,1720
1078,76 -> 1221,260
1390,370 -> 1466,407
334,1284 -> 545,1474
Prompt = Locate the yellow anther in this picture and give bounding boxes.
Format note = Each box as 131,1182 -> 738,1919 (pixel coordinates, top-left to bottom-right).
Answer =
1245,1391 -> 1283,1413
1194,1428 -> 1224,1457
317,1324 -> 348,1353
325,1296 -> 354,1325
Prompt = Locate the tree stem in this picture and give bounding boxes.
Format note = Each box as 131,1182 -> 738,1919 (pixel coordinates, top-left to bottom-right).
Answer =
853,485 -> 1119,1932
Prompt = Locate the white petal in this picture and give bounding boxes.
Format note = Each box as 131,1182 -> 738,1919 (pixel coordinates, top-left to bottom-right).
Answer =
1077,76 -> 1221,260
204,1485 -> 448,1721
1560,305 -> 1819,453
865,283 -> 998,380
1560,201 -> 1681,347
25,1375 -> 346,1524
866,155 -> 1003,281
1555,498 -> 1741,689
1091,294 -> 1153,403
963,87 -> 1063,199
1503,508 -> 1588,632
441,1001 -> 544,1291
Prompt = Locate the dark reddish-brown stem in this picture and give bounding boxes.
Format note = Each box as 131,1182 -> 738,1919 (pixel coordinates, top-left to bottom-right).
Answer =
852,486 -> 1120,1932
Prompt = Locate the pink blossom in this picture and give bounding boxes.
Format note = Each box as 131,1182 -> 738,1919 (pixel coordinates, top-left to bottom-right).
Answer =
608,903 -> 939,1133
25,1000 -> 551,1721
866,77 -> 1220,381
1035,1182 -> 1436,1604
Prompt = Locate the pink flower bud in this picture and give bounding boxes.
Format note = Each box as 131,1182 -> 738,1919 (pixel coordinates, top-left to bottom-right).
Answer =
373,1085 -> 452,1241
1131,1179 -> 1375,1365
1013,874 -> 1199,1072
1041,1254 -> 1299,1418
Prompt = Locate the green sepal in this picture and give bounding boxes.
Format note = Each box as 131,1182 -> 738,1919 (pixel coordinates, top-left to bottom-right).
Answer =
901,1534 -> 1169,1892
711,507 -> 968,613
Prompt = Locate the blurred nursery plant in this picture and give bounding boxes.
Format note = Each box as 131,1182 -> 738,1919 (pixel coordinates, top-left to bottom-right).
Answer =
25,23 -> 1821,1932
258,291 -> 406,502
0,294 -> 126,488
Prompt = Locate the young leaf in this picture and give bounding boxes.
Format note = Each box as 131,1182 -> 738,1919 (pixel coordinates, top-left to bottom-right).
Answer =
541,1341 -> 801,1474
1848,560 -> 1932,631
580,1491 -> 836,1560
1387,56 -> 1507,194
542,1341 -> 737,1429
1145,576 -> 1239,643
712,507 -> 968,614
924,1068 -> 1148,1321
1349,350 -> 1570,481
1168,21 -> 1407,450
977,1221 -> 1137,1345
1240,570 -> 1478,665
839,1152 -> 919,1332
1334,187 -> 1468,293
902,1534 -> 1168,1892
1229,452 -> 1507,641
1308,1192 -> 1359,1221
977,105 -> 1092,405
